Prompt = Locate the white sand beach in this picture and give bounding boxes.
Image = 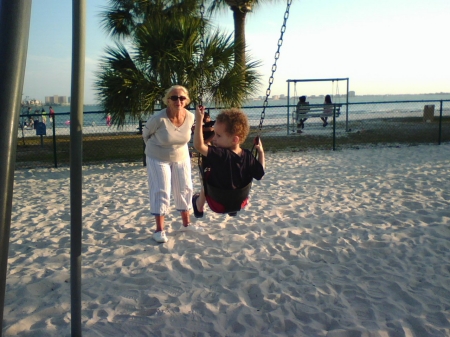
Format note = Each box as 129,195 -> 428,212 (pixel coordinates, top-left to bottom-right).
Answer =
3,144 -> 450,336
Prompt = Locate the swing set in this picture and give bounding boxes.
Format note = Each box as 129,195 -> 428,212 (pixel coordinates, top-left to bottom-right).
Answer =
196,0 -> 292,215
287,77 -> 350,133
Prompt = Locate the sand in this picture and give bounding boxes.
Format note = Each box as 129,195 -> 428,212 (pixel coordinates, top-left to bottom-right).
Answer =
3,143 -> 450,336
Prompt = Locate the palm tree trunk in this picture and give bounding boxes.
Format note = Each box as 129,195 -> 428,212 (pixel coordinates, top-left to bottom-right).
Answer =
232,7 -> 246,68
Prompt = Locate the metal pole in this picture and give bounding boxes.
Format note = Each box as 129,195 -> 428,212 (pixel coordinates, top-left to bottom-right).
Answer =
438,100 -> 443,145
70,0 -> 86,335
346,78 -> 350,132
287,81 -> 290,135
332,105 -> 336,151
139,120 -> 146,166
53,115 -> 57,167
0,0 -> 32,329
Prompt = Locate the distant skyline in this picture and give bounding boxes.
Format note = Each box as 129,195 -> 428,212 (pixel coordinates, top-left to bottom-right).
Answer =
23,0 -> 450,105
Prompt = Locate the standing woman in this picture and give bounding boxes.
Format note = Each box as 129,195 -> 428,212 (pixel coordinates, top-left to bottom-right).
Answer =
143,85 -> 200,243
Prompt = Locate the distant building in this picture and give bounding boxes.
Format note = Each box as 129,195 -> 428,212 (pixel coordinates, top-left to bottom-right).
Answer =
23,98 -> 41,106
59,96 -> 68,104
349,91 -> 356,97
45,95 -> 70,105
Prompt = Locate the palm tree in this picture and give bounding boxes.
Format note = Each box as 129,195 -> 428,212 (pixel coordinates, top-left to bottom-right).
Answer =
96,0 -> 261,126
207,0 -> 283,69
100,0 -> 200,39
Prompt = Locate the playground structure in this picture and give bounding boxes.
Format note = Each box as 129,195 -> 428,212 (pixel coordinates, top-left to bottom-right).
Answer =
286,77 -> 350,132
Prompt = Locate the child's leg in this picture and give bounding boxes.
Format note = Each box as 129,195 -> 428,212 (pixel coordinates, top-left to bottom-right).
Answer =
192,186 -> 206,218
196,188 -> 206,212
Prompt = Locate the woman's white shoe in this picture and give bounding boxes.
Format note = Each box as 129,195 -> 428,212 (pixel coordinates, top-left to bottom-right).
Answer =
153,230 -> 168,243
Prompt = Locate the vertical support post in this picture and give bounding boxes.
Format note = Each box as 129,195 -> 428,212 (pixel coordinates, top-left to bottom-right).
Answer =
70,0 -> 86,335
346,78 -> 350,132
139,120 -> 146,167
287,81 -> 291,135
438,100 -> 443,145
53,115 -> 57,168
332,105 -> 336,151
0,0 -> 32,329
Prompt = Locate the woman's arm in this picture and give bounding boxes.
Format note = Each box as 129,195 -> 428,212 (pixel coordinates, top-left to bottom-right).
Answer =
142,114 -> 159,143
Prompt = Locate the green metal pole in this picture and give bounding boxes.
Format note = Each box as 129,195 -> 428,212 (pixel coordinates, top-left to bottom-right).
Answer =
70,0 -> 86,335
438,100 -> 443,145
0,0 -> 32,329
140,120 -> 147,167
332,105 -> 336,151
346,78 -> 350,132
53,115 -> 57,167
287,81 -> 290,135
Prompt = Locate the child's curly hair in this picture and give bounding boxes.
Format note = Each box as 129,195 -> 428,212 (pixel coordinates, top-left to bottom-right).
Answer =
215,108 -> 249,144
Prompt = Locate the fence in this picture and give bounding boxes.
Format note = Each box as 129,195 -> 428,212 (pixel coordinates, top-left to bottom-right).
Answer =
15,99 -> 450,169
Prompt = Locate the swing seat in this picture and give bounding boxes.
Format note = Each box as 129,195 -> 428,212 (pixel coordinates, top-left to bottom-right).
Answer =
204,180 -> 252,214
198,155 -> 252,215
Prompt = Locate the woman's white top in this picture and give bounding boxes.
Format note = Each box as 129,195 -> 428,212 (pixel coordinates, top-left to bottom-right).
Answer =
143,108 -> 194,162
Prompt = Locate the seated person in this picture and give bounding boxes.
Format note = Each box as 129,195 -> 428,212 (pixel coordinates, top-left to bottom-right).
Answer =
191,110 -> 215,144
322,94 -> 333,127
296,95 -> 310,133
202,111 -> 215,144
192,107 -> 265,216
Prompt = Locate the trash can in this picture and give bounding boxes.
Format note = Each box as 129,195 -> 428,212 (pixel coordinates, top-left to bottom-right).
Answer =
423,105 -> 434,122
36,122 -> 46,136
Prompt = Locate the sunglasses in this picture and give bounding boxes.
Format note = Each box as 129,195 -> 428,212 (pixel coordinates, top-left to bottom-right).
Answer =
169,95 -> 187,102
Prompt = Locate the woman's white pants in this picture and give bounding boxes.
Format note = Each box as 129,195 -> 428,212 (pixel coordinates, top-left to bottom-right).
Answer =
146,156 -> 193,216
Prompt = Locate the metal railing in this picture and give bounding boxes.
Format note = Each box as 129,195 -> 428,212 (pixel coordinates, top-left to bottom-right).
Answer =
15,100 -> 450,168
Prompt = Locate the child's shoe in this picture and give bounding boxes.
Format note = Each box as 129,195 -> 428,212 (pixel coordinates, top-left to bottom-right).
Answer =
192,194 -> 204,218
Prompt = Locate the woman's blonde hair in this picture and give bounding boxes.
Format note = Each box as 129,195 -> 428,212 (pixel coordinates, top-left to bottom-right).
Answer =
162,85 -> 191,106
216,108 -> 250,144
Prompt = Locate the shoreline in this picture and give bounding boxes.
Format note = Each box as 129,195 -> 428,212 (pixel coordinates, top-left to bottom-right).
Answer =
17,111 -> 450,138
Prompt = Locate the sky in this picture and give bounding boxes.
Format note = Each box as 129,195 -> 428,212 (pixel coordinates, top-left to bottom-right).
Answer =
22,0 -> 450,105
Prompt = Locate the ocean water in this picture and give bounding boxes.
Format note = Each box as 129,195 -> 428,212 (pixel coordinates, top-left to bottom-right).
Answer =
19,93 -> 450,134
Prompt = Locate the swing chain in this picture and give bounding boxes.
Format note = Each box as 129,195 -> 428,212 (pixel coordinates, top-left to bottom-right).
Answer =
198,1 -> 206,107
257,0 -> 292,133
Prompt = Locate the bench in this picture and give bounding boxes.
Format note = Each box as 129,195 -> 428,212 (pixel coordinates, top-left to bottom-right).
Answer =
292,104 -> 342,133
295,104 -> 342,119
291,104 -> 342,134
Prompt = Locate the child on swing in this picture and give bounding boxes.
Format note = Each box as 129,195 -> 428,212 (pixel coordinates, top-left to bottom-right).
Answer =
192,106 -> 265,217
